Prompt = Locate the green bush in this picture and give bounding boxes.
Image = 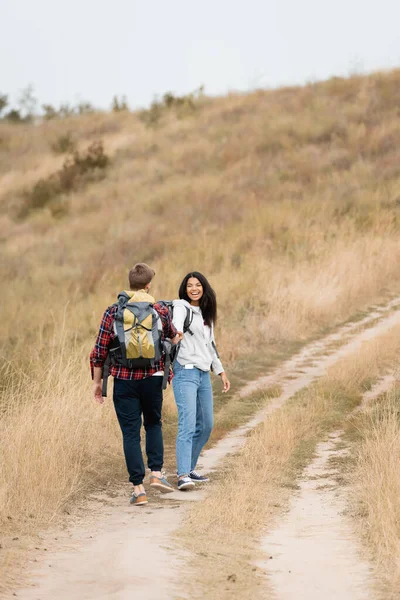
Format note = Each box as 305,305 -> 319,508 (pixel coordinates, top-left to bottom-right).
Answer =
51,132 -> 76,154
5,109 -> 23,123
139,86 -> 204,128
42,104 -> 58,120
0,93 -> 8,116
19,141 -> 109,218
112,96 -> 129,112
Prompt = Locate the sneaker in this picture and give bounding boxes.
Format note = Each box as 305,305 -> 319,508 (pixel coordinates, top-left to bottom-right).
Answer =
150,474 -> 174,493
177,476 -> 195,491
189,470 -> 209,483
130,492 -> 148,506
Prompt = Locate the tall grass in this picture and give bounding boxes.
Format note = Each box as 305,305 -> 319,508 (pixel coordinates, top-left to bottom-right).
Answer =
0,333 -> 122,531
349,388 -> 400,598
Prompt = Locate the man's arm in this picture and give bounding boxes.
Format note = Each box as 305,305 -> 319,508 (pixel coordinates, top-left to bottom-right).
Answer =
93,366 -> 104,404
154,303 -> 179,341
90,306 -> 114,402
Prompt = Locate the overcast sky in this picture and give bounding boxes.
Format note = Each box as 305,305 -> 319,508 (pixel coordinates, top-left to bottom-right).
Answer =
1,0 -> 400,110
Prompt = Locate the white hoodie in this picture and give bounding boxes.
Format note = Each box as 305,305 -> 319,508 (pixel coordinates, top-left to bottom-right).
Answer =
172,299 -> 224,375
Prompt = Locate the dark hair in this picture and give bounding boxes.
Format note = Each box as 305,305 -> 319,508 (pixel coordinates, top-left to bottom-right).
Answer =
128,263 -> 155,290
178,272 -> 217,327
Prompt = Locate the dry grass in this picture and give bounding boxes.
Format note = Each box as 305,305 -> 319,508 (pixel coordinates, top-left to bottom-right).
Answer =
179,389 -> 350,599
3,70 -> 400,587
0,337 -> 122,528
178,325 -> 400,599
348,386 -> 400,598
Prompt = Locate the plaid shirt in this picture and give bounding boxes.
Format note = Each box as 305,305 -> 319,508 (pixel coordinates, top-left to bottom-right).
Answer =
90,302 -> 177,381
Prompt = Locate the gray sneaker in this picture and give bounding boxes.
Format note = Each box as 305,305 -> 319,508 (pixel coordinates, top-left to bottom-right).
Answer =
130,492 -> 148,506
178,476 -> 195,491
150,474 -> 174,493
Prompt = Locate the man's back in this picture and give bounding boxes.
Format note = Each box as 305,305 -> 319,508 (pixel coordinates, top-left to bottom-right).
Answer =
90,289 -> 177,381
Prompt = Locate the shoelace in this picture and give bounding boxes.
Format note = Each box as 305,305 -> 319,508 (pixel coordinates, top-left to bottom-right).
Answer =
190,470 -> 200,477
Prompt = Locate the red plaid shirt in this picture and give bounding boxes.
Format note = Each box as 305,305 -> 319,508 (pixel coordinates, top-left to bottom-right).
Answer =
90,302 -> 177,381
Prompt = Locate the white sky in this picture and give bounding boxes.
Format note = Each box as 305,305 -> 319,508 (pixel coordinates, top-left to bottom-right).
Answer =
1,0 -> 400,110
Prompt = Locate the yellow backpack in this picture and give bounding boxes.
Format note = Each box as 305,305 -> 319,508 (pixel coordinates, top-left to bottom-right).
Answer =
101,290 -> 163,396
111,290 -> 162,365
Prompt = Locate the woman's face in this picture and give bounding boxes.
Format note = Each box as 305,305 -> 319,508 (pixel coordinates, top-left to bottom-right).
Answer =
186,277 -> 203,305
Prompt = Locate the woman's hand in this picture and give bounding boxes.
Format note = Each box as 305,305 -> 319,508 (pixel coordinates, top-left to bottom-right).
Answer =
220,372 -> 231,393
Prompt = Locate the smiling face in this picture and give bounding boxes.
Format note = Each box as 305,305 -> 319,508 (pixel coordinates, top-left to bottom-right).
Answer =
186,277 -> 203,306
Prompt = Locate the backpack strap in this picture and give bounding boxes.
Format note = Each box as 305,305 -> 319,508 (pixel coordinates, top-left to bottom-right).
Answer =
184,306 -> 194,335
101,354 -> 111,397
100,301 -> 120,395
168,305 -> 194,376
114,296 -> 130,365
211,341 -> 220,358
155,301 -> 194,387
162,341 -> 172,390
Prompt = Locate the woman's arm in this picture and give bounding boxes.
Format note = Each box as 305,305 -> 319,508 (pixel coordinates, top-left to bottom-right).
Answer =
154,302 -> 178,340
211,326 -> 231,393
210,325 -> 224,374
172,302 -> 187,334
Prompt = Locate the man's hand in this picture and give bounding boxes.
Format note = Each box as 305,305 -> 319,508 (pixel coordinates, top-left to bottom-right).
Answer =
93,367 -> 104,404
171,332 -> 184,345
220,372 -> 231,393
93,381 -> 104,404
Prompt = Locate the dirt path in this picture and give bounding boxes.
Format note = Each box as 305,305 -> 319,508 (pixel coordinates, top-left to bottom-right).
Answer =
259,375 -> 395,600
6,300 -> 400,600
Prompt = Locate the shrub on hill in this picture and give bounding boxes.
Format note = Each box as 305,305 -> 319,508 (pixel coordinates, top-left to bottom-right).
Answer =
139,86 -> 204,127
50,132 -> 76,154
112,96 -> 129,112
0,93 -> 8,116
19,141 -> 109,218
4,109 -> 23,123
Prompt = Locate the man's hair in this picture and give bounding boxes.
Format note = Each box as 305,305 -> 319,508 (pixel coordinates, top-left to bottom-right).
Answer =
128,263 -> 155,290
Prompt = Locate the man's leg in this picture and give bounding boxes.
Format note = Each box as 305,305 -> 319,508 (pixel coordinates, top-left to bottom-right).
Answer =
140,376 -> 174,492
113,378 -> 145,489
140,376 -> 164,473
191,371 -> 213,472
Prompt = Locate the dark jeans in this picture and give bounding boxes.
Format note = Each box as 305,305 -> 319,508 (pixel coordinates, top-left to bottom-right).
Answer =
113,377 -> 164,485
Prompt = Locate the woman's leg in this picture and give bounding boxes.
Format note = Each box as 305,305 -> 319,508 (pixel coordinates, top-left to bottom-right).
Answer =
172,365 -> 200,477
191,371 -> 213,472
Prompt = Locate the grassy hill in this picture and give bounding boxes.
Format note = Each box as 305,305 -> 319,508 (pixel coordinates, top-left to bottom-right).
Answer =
2,70 -> 400,579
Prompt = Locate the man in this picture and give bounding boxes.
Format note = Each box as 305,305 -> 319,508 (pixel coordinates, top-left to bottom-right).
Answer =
90,263 -> 181,506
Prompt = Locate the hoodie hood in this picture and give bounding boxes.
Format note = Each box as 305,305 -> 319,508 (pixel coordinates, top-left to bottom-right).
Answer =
173,298 -> 200,312
118,289 -> 156,304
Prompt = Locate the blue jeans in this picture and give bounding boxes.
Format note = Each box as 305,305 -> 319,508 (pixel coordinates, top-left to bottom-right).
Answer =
172,363 -> 214,477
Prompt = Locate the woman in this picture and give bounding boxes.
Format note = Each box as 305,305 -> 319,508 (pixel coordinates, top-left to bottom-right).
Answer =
172,272 -> 230,491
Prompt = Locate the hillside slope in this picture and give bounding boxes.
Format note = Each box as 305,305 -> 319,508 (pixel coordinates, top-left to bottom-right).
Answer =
2,71 -> 400,369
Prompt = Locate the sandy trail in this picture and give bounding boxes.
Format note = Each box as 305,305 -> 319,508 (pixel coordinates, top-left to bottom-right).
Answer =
259,375 -> 395,600
6,299 -> 400,600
